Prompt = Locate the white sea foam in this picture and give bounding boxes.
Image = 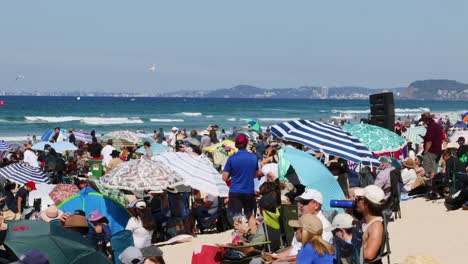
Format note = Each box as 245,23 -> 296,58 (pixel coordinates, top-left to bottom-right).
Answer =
149,118 -> 184,122
330,107 -> 430,115
179,112 -> 202,116
227,118 -> 237,121
25,116 -> 143,125
0,136 -> 30,142
257,117 -> 300,121
205,115 -> 214,118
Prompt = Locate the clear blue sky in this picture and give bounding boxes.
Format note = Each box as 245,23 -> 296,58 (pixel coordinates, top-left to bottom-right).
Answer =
1,0 -> 467,93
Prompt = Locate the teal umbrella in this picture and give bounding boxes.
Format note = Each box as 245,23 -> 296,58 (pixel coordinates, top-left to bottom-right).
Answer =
279,146 -> 345,211
246,119 -> 262,132
342,123 -> 406,154
4,220 -> 110,263
136,143 -> 169,155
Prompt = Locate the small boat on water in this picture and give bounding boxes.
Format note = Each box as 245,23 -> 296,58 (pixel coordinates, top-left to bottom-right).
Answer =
76,97 -> 81,101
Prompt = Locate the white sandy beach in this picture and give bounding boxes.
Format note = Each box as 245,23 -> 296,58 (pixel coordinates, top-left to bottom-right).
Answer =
160,198 -> 467,264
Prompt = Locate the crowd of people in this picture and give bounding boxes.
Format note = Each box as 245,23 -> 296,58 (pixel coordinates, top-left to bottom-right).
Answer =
0,112 -> 466,263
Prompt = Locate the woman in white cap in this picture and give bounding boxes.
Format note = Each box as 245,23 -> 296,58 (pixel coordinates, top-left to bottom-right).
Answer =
126,200 -> 155,249
289,214 -> 336,263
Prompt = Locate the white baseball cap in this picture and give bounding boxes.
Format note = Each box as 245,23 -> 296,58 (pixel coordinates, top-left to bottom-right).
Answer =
325,213 -> 354,232
354,185 -> 385,204
172,127 -> 179,131
295,189 -> 323,205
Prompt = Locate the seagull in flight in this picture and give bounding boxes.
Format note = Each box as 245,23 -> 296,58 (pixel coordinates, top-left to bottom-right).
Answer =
16,74 -> 25,81
148,64 -> 156,73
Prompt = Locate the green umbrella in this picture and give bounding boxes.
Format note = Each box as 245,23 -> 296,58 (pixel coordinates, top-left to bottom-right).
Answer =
246,119 -> 262,132
341,123 -> 406,154
4,220 -> 110,263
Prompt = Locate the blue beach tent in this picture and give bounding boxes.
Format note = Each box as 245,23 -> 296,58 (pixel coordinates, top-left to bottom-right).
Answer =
58,187 -> 130,234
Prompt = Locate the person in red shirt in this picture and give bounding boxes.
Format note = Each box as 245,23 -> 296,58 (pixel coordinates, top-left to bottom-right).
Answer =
421,112 -> 443,180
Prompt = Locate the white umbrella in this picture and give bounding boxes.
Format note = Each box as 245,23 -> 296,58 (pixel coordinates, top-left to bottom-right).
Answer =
153,152 -> 229,197
105,130 -> 142,144
99,159 -> 184,192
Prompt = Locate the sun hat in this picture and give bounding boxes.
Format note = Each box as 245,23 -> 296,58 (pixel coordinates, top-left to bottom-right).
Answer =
119,246 -> 143,264
324,213 -> 355,232
141,245 -> 163,258
288,214 -> 323,235
40,205 -> 63,222
148,190 -> 164,194
63,215 -> 89,228
26,181 -> 36,191
235,134 -> 249,145
354,185 -> 385,204
201,130 -> 209,136
171,127 -> 178,131
135,200 -> 147,209
295,189 -> 323,205
402,158 -> 415,169
88,210 -> 105,222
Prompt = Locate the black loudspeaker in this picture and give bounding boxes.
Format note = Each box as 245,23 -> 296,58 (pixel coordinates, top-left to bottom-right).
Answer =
369,92 -> 395,131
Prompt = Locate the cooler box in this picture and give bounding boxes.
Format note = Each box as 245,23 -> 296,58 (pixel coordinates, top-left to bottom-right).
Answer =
89,160 -> 103,178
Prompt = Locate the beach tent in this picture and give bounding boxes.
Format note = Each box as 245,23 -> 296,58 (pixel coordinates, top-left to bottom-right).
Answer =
41,129 -> 68,142
279,146 -> 345,211
4,220 -> 110,263
271,120 -> 380,166
153,152 -> 229,197
0,140 -> 10,151
454,121 -> 468,129
341,123 -> 407,154
99,159 -> 184,192
58,187 -> 130,234
136,143 -> 170,156
0,163 -> 50,184
462,112 -> 468,123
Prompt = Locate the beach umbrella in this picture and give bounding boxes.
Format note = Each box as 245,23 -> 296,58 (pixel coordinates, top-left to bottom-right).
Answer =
462,112 -> 468,123
454,121 -> 468,129
202,140 -> 238,168
4,220 -> 110,263
49,184 -> 80,205
28,183 -> 55,211
53,141 -> 78,153
58,187 -> 130,234
41,129 -> 68,142
99,159 -> 184,192
0,140 -> 10,151
406,126 -> 426,145
100,136 -> 135,149
92,180 -> 128,206
73,129 -> 93,143
136,144 -> 170,156
0,163 -> 50,184
184,137 -> 200,146
271,120 -> 380,166
341,123 -> 407,154
31,141 -> 49,151
105,130 -> 142,144
137,133 -> 155,143
279,146 -> 345,211
153,152 -> 229,197
246,119 -> 262,132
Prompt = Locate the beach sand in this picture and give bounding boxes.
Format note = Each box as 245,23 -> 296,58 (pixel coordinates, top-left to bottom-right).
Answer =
161,198 -> 466,264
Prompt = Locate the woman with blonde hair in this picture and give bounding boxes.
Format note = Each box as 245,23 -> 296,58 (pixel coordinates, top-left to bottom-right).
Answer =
289,214 -> 336,264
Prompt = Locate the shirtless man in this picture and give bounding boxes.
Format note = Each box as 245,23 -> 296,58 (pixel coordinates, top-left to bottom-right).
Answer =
354,185 -> 385,263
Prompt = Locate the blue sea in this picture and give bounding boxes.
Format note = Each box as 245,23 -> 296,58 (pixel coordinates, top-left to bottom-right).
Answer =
0,96 -> 466,141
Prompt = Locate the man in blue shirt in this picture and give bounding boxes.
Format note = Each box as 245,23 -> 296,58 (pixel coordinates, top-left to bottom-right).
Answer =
223,134 -> 258,224
255,135 -> 266,161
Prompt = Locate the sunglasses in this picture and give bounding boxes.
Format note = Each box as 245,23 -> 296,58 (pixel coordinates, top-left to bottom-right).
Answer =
299,200 -> 314,206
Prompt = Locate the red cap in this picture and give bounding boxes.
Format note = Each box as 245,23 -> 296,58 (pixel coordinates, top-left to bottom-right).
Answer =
26,181 -> 36,191
235,134 -> 249,145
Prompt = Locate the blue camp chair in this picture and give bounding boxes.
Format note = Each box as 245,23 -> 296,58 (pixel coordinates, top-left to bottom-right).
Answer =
111,230 -> 134,264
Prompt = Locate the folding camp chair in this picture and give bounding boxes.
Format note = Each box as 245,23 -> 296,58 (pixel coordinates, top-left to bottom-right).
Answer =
387,169 -> 402,219
195,197 -> 229,234
364,209 -> 392,264
111,230 -> 135,264
279,204 -> 298,247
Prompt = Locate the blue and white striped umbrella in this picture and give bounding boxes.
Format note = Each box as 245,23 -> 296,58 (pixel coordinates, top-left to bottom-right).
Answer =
0,163 -> 50,184
271,120 -> 380,166
0,140 -> 10,151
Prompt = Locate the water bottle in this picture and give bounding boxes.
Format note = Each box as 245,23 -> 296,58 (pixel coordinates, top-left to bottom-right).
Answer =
330,199 -> 355,209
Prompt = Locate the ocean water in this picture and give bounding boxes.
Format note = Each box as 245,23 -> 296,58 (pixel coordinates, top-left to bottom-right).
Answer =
0,96 -> 466,140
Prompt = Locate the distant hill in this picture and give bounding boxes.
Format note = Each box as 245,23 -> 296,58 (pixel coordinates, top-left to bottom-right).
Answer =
162,85 -> 406,99
402,79 -> 468,100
